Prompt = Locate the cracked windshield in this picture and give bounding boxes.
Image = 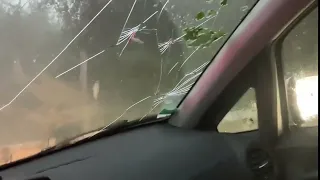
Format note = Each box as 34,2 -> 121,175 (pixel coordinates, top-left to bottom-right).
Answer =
0,0 -> 257,165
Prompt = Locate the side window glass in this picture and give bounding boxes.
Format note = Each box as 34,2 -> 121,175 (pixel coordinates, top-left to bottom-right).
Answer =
218,88 -> 258,133
281,8 -> 318,127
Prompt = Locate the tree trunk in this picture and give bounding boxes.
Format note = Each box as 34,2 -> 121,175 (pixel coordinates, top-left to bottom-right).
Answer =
79,51 -> 88,94
13,58 -> 27,84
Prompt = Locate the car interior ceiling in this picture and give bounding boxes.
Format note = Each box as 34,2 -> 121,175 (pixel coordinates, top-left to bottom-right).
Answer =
0,0 -> 318,180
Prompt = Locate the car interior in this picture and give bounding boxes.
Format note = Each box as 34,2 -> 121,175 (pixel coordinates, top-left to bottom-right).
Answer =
0,0 -> 318,180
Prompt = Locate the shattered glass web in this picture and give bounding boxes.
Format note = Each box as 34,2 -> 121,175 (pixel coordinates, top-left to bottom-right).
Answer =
0,0 -> 257,164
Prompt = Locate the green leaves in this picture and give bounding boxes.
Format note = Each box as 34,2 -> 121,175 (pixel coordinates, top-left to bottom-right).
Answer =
220,0 -> 228,6
184,27 -> 203,40
183,27 -> 226,48
187,0 -> 228,48
195,11 -> 205,21
195,9 -> 216,21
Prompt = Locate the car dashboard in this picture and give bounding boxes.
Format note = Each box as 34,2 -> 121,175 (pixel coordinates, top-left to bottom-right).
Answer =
0,123 -> 259,180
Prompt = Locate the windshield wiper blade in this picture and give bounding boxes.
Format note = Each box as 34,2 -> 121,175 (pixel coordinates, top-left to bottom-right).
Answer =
0,115 -> 171,170
72,115 -> 169,142
39,119 -> 131,153
40,109 -> 177,154
39,115 -> 168,154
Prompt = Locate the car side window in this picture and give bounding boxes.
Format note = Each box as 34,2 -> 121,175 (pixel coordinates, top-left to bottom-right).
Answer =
218,88 -> 258,133
281,7 -> 318,127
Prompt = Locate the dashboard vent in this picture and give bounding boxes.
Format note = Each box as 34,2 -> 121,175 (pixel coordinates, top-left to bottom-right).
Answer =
246,145 -> 274,179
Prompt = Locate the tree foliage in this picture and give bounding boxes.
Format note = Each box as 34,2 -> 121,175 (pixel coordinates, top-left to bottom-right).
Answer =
184,0 -> 227,48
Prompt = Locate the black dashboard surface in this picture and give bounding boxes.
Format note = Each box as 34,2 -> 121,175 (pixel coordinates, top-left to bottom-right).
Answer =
0,123 -> 257,180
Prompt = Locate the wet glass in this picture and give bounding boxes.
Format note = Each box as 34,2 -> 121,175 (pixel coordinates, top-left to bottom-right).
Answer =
282,8 -> 318,127
0,0 -> 257,165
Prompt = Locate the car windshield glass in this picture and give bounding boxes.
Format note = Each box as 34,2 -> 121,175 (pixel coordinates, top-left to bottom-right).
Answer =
0,0 -> 257,165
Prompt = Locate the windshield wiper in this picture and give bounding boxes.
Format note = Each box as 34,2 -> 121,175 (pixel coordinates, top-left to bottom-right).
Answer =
39,114 -> 169,155
40,119 -> 129,152
0,113 -> 173,170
